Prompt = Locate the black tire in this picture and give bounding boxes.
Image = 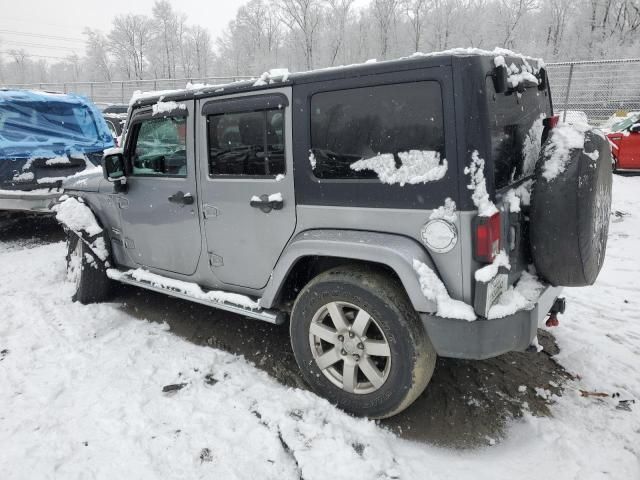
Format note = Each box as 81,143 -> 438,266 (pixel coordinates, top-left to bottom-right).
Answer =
290,265 -> 436,418
66,232 -> 111,304
530,129 -> 612,286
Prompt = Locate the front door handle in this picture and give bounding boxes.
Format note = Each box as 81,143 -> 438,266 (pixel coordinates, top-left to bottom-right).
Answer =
168,191 -> 194,205
250,194 -> 283,213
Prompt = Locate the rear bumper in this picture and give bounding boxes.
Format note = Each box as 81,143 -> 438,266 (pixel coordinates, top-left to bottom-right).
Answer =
0,189 -> 62,213
421,285 -> 563,360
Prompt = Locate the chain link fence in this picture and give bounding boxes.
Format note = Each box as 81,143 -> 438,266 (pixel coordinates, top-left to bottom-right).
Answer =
546,58 -> 640,126
3,59 -> 639,127
0,76 -> 252,106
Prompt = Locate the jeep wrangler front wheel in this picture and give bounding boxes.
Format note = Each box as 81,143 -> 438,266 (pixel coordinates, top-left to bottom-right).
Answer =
66,232 -> 111,304
290,265 -> 436,418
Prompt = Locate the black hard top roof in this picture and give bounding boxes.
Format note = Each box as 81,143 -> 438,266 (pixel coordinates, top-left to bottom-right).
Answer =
131,49 -> 542,108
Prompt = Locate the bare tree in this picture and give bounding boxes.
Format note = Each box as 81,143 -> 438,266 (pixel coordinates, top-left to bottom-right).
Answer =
152,0 -> 178,78
276,0 -> 324,70
325,0 -> 355,65
372,0 -> 399,59
498,0 -> 538,48
190,26 -> 213,77
402,0 -> 427,52
8,49 -> 28,84
109,14 -> 153,80
83,29 -> 113,81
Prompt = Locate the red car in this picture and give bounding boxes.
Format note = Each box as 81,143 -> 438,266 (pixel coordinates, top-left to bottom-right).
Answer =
607,113 -> 640,172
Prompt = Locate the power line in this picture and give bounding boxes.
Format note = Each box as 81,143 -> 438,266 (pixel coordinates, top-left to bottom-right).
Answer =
0,29 -> 85,43
0,50 -> 70,61
0,40 -> 82,52
0,29 -> 86,44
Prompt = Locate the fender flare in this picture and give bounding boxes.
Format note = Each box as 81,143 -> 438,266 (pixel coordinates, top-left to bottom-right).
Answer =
260,229 -> 437,313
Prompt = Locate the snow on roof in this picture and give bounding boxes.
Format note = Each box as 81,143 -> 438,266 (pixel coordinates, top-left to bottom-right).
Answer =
130,47 -> 544,106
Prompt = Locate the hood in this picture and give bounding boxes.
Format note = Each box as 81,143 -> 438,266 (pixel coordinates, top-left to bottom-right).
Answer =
62,166 -> 104,192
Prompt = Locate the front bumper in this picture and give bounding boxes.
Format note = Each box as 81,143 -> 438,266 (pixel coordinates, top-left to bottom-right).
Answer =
421,285 -> 563,360
0,189 -> 62,213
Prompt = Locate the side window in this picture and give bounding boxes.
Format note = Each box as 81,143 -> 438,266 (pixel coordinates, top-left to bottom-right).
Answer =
131,116 -> 187,176
310,81 -> 445,179
207,108 -> 285,177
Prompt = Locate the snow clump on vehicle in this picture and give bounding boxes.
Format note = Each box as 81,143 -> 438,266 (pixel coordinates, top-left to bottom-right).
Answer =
52,196 -> 108,262
350,150 -> 447,186
540,122 -> 592,181
465,151 -> 498,216
152,101 -> 186,116
412,259 -> 476,321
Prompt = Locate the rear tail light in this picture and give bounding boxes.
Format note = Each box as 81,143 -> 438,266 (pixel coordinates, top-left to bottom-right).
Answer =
543,115 -> 560,129
474,212 -> 501,263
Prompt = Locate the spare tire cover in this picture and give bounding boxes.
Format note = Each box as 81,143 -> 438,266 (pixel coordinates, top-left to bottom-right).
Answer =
530,128 -> 612,287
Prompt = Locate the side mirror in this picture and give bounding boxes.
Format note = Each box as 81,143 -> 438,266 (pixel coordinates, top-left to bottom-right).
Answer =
630,124 -> 640,134
102,152 -> 127,192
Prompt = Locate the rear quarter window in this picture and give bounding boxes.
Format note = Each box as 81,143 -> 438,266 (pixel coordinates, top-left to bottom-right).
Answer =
310,81 -> 445,180
486,78 -> 552,189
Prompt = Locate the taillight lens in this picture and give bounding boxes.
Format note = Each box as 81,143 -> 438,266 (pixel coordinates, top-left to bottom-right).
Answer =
543,115 -> 559,129
474,213 -> 501,263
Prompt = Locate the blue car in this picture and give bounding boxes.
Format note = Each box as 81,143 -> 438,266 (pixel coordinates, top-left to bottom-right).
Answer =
0,90 -> 114,213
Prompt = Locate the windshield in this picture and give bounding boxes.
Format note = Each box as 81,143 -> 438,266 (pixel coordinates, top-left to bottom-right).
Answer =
486,77 -> 552,189
0,100 -> 101,145
611,113 -> 640,132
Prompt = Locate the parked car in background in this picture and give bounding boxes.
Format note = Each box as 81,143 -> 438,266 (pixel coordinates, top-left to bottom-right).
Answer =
102,104 -> 128,115
607,112 -> 640,172
0,90 -> 114,213
103,112 -> 127,146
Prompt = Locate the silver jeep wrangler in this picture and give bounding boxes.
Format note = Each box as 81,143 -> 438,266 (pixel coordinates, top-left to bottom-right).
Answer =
56,51 -> 612,418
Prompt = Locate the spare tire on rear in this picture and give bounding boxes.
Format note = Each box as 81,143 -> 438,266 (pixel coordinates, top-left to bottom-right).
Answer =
529,127 -> 612,287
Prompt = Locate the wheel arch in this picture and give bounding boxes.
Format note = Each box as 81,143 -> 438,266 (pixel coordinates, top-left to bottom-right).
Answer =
260,229 -> 437,313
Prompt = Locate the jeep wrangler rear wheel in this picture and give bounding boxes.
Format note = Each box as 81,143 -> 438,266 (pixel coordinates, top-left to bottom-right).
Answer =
290,265 -> 436,418
66,232 -> 111,304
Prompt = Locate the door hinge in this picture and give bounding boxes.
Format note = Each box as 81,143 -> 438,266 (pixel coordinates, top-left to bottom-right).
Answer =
203,204 -> 219,219
208,253 -> 224,267
118,197 -> 129,209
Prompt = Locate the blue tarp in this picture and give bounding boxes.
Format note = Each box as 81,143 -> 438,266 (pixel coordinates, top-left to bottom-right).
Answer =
0,90 -> 114,161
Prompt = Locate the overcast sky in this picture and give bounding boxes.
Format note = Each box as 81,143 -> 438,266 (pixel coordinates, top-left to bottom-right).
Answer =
0,0 -> 251,61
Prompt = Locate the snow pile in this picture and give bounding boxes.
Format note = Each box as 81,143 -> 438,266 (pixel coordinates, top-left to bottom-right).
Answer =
52,196 -> 108,262
540,122 -> 591,181
412,259 -> 476,321
37,176 -> 68,185
107,268 -> 261,310
350,150 -> 447,186
475,250 -> 511,283
487,271 -> 545,319
253,68 -> 290,86
1,175 -> 640,479
465,151 -> 498,216
152,101 -> 186,116
429,197 -> 457,223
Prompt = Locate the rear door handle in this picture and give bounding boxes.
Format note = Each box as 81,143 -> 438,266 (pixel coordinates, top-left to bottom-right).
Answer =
168,191 -> 194,205
250,194 -> 283,213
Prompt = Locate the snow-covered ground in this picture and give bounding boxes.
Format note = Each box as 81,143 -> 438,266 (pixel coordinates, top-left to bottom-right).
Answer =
1,176 -> 639,479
